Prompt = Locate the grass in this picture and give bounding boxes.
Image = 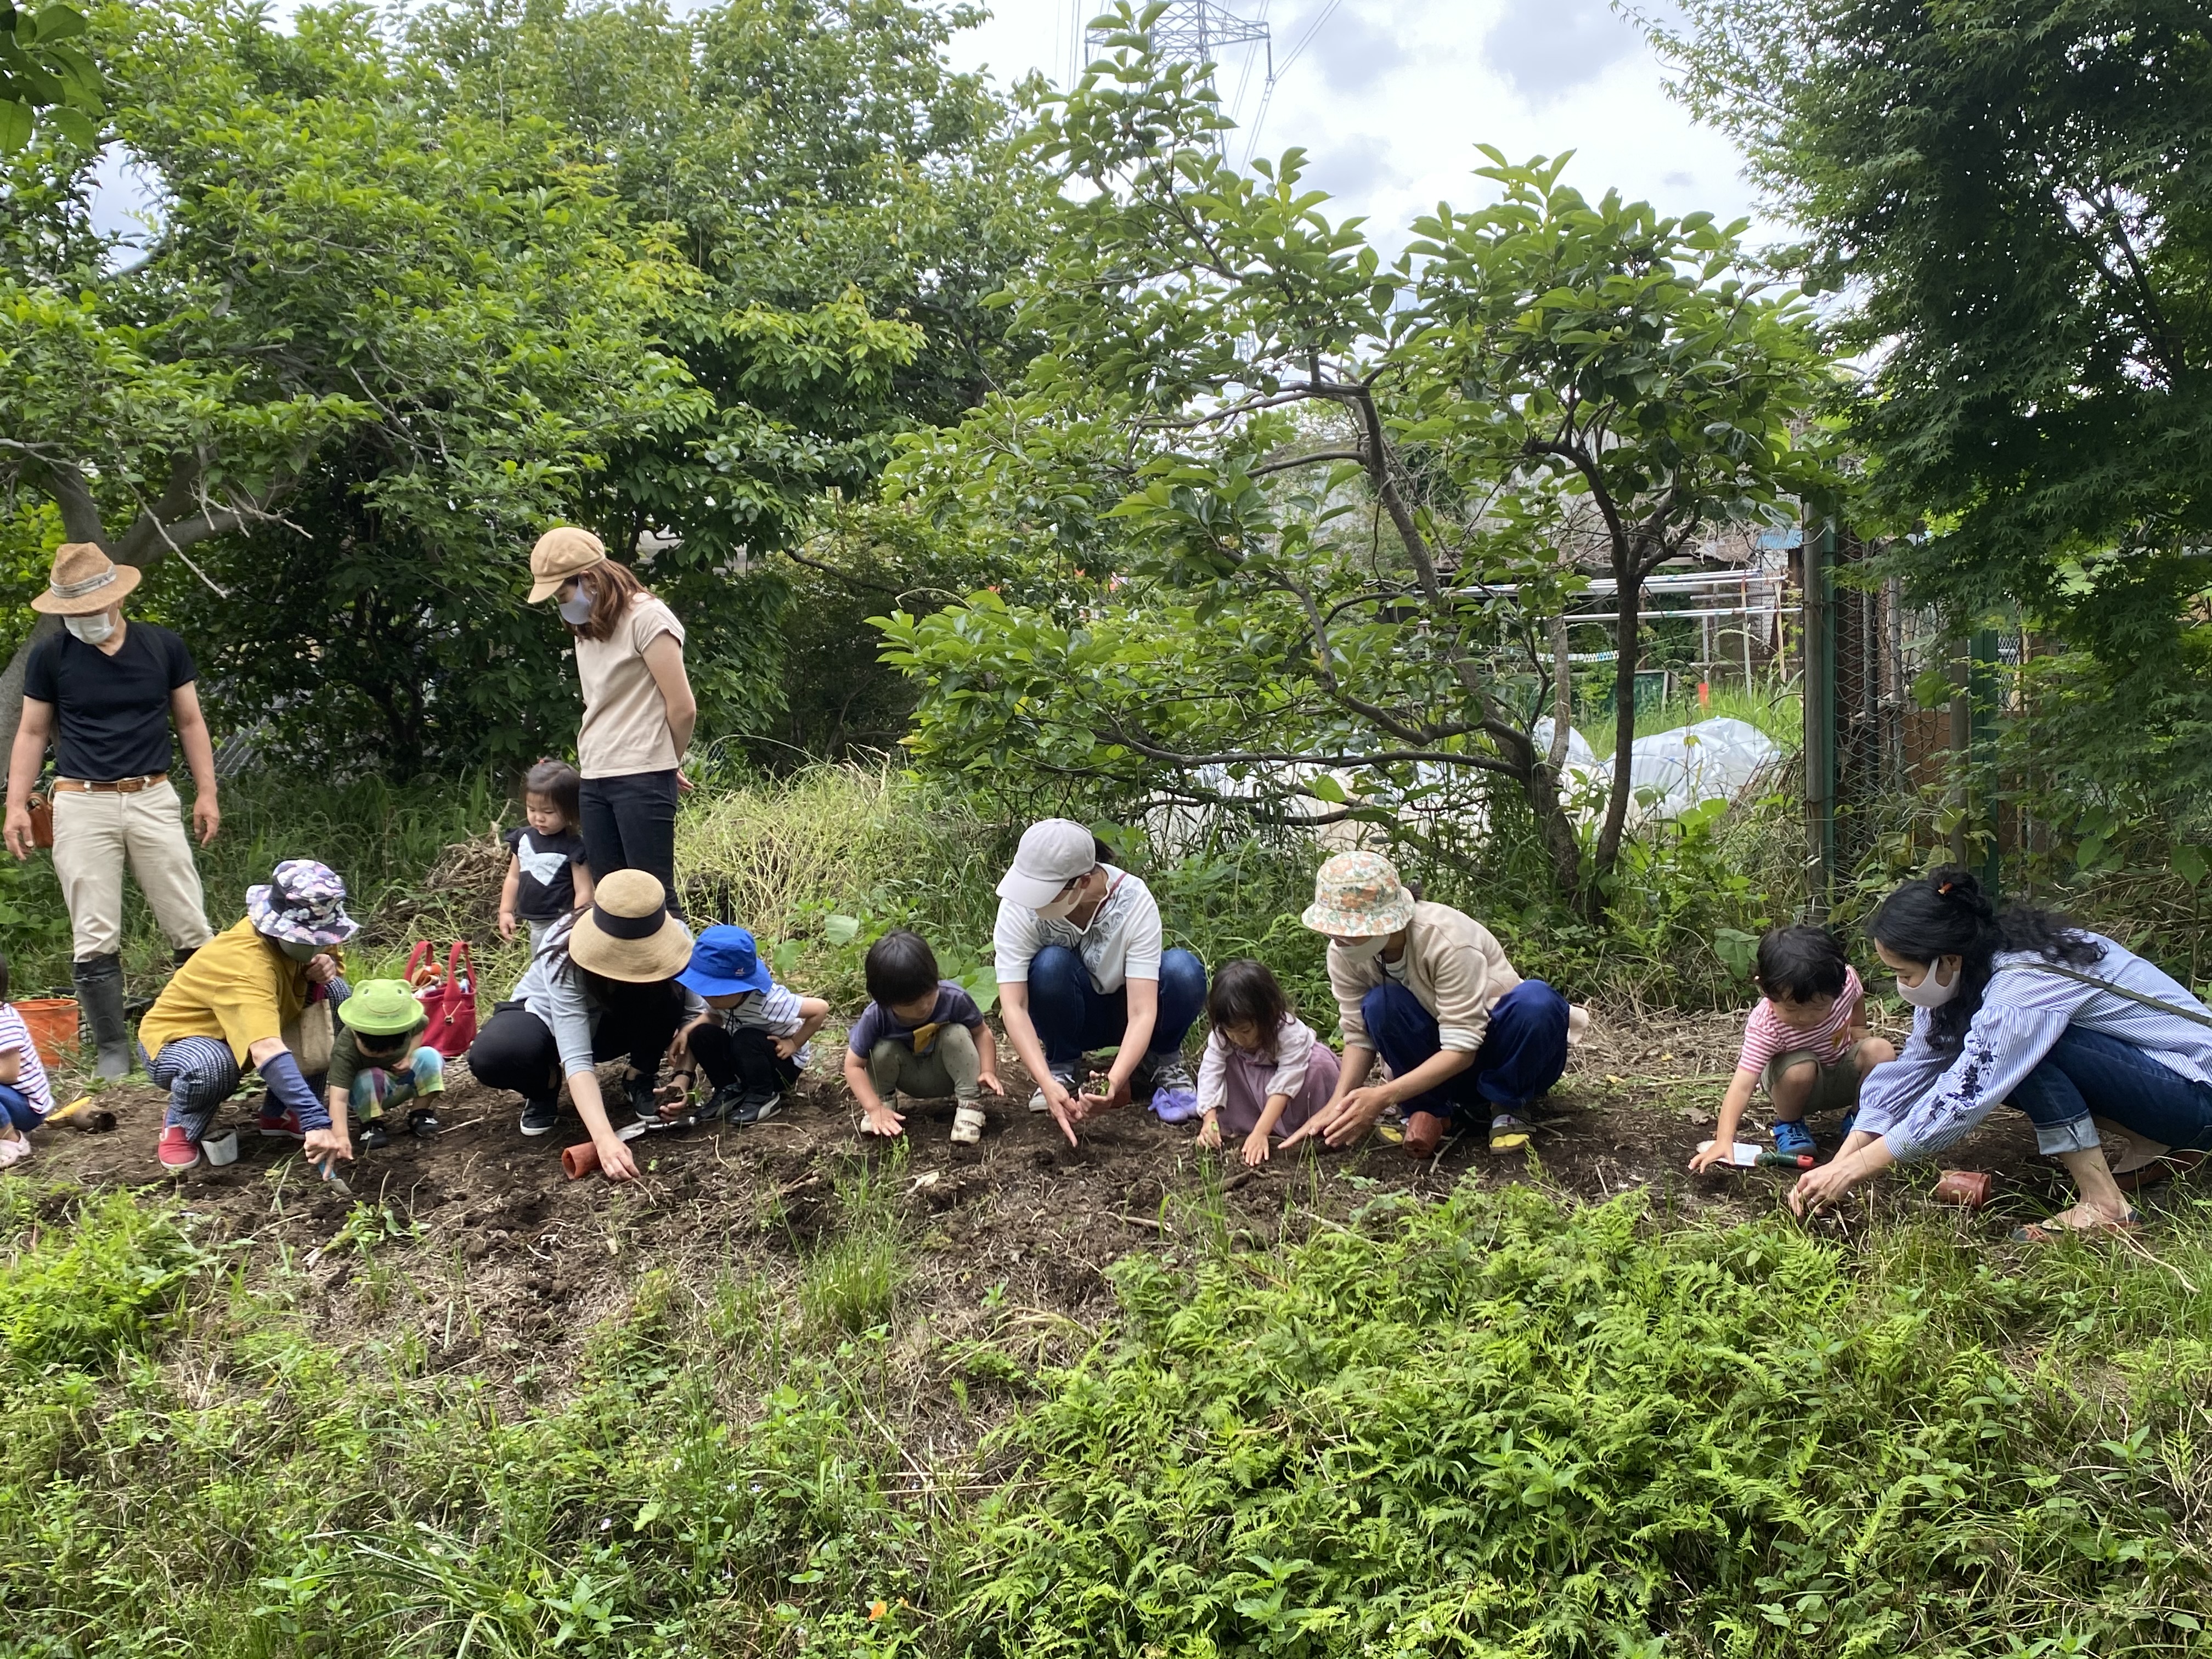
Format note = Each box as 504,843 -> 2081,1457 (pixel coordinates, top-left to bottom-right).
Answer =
4,1176 -> 2211,1656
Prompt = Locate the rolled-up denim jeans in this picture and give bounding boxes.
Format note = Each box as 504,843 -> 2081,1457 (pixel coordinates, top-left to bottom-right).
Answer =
2007,1024 -> 2212,1156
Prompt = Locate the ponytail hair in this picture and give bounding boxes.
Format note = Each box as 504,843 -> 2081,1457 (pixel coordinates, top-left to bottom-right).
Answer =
1867,865 -> 2104,1051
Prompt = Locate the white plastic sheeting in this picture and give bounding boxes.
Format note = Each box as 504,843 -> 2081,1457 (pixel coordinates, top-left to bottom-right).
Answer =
1538,715 -> 1782,827
1144,718 -> 1782,854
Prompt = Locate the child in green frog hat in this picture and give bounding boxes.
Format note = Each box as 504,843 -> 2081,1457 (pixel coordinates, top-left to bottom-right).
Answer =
327,978 -> 445,1152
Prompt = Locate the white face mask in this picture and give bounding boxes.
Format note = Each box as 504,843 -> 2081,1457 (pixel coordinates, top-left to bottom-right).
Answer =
1897,958 -> 1962,1009
64,612 -> 116,645
557,583 -> 595,625
1334,934 -> 1390,963
277,938 -> 320,963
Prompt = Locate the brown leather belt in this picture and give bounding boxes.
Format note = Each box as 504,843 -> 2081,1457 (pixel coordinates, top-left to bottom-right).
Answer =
52,774 -> 168,794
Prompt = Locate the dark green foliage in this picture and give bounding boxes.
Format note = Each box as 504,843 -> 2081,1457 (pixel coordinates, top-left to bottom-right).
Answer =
1650,0 -> 2212,806
7,1174 -> 2212,1655
957,1186 -> 2212,1655
1,0 -> 1040,776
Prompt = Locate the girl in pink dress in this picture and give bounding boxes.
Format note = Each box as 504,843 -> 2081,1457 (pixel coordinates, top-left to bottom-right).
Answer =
1194,959 -> 1342,1165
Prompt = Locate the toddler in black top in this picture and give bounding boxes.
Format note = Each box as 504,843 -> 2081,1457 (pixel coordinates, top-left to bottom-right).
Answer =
499,759 -> 594,951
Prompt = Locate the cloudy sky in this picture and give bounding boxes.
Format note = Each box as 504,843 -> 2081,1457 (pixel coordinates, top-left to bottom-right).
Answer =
93,0 -> 1767,255
944,0 -> 1768,251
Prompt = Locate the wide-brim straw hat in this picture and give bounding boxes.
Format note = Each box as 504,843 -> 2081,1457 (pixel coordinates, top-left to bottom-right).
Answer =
528,525 -> 608,603
1300,849 -> 1418,937
568,869 -> 695,982
31,542 -> 141,615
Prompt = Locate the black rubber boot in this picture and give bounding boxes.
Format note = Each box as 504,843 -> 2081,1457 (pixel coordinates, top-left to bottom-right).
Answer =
173,946 -> 198,968
72,954 -> 133,1080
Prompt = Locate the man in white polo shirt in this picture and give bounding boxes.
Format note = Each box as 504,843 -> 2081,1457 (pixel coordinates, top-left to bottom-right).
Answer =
994,819 -> 1207,1148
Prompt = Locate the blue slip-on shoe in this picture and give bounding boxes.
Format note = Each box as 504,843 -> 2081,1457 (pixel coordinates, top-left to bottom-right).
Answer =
1773,1119 -> 1818,1158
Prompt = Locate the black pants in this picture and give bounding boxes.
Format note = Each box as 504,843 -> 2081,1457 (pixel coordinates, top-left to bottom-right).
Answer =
689,1023 -> 801,1096
579,770 -> 681,912
467,995 -> 687,1108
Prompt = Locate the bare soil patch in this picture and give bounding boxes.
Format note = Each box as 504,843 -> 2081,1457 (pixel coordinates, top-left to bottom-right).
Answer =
22,1002 -> 2150,1396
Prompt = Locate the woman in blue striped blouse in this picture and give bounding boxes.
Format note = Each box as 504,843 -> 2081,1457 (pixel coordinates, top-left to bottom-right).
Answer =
1789,867 -> 2212,1235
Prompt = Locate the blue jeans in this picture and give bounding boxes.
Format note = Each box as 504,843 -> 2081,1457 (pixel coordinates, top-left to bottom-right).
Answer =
1026,945 -> 1207,1068
1362,978 -> 1570,1122
0,1083 -> 40,1134
2007,1025 -> 2212,1156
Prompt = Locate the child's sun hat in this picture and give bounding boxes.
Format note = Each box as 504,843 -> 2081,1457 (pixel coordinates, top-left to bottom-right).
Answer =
568,870 -> 694,983
678,924 -> 776,998
1301,850 -> 1417,938
248,860 -> 359,946
338,979 -> 425,1036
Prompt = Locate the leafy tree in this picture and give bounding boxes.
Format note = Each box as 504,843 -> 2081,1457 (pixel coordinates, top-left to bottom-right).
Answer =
1,0 -> 703,773
1645,0 -> 2212,803
1,0 -> 101,151
876,5 -> 1836,916
1,0 -> 1041,775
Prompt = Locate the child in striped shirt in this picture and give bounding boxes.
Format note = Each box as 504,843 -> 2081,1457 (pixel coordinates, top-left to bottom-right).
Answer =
1690,924 -> 1895,1168
0,951 -> 54,1166
671,925 -> 829,1126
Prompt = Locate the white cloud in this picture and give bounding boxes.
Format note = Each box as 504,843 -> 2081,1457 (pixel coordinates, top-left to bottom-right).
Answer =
951,0 -> 1771,247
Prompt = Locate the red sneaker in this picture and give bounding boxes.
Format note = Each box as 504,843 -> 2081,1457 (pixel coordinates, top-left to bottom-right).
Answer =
257,1107 -> 304,1142
157,1125 -> 202,1171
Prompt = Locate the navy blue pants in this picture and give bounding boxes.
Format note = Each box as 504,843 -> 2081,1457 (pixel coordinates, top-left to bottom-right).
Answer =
1362,978 -> 1570,1122
2006,1024 -> 2212,1156
1026,945 -> 1207,1068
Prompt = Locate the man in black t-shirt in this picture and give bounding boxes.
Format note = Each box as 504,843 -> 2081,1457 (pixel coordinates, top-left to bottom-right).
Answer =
3,544 -> 220,1077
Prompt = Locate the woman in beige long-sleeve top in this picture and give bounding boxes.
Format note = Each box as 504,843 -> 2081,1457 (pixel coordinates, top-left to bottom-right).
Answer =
1284,850 -> 1582,1160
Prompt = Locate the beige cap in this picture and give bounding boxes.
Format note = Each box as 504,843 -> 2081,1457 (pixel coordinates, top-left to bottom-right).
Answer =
528,526 -> 608,603
31,543 -> 141,616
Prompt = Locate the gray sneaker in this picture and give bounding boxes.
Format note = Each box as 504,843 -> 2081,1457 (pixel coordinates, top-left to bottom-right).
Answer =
728,1088 -> 782,1127
520,1097 -> 559,1137
1029,1066 -> 1080,1113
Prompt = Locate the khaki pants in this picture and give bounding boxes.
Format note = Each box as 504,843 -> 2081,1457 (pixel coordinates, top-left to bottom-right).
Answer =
51,779 -> 213,960
867,1022 -> 981,1099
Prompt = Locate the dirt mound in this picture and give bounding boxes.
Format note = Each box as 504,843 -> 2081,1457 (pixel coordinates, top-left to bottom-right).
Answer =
25,1008 -> 2098,1391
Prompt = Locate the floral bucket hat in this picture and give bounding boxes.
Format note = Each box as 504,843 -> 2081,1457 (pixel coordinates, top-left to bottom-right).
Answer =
1300,849 -> 1417,938
246,859 -> 359,946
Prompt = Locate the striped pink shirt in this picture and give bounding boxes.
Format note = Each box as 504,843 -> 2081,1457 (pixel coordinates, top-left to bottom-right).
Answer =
1735,966 -> 1864,1076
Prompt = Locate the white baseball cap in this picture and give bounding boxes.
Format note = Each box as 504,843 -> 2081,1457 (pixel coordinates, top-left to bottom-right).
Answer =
996,819 -> 1100,909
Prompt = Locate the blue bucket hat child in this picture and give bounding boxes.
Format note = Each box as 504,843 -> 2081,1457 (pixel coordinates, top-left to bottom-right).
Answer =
677,924 -> 775,1000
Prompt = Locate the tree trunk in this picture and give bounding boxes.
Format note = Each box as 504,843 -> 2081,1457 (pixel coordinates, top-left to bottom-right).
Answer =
0,615 -> 61,791
1584,552 -> 1643,918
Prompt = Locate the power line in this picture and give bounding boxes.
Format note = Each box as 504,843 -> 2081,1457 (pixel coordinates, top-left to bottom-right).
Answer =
1241,0 -> 1340,167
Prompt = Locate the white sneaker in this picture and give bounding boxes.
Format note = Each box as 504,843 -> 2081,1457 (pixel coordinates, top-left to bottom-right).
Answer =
1028,1067 -> 1079,1113
951,1102 -> 986,1144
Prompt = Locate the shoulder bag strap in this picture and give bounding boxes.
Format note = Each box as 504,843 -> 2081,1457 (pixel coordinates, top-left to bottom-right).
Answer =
2019,962 -> 2212,1031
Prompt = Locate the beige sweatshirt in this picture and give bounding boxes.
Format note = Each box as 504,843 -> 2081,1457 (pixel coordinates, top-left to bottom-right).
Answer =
1327,901 -> 1590,1052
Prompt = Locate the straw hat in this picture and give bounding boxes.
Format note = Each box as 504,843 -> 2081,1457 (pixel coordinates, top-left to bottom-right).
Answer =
1301,849 -> 1417,937
31,543 -> 140,616
527,526 -> 608,603
568,870 -> 694,982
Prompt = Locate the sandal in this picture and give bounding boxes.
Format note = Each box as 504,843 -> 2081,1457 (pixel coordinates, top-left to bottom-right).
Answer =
2010,1203 -> 2140,1243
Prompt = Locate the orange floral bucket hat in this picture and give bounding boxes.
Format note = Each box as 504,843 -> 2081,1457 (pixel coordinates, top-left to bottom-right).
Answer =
1300,850 -> 1416,938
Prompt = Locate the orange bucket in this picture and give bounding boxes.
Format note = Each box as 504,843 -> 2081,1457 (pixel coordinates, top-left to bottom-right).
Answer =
16,998 -> 80,1067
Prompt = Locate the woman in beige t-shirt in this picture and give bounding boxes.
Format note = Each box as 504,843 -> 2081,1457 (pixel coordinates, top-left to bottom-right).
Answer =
527,527 -> 698,907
